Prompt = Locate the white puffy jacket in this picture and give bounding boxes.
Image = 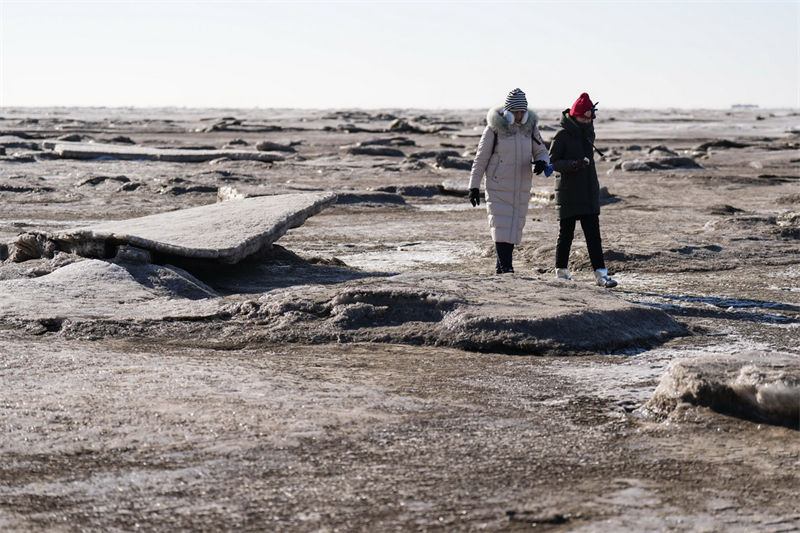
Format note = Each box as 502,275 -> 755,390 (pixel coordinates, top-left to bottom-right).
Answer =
469,106 -> 549,244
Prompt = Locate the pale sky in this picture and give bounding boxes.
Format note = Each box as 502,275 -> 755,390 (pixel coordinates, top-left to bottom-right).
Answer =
1,0 -> 798,109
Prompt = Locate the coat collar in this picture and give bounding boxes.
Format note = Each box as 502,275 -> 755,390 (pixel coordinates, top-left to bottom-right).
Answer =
560,109 -> 595,142
487,106 -> 538,137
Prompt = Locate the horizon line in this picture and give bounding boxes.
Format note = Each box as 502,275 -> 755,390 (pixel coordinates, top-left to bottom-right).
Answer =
1,105 -> 796,112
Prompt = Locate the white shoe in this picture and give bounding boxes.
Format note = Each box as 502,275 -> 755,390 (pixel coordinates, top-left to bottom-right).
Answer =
555,268 -> 571,280
594,268 -> 618,288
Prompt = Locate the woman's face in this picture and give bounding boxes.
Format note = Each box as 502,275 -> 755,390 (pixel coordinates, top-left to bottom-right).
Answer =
574,115 -> 594,125
512,110 -> 526,123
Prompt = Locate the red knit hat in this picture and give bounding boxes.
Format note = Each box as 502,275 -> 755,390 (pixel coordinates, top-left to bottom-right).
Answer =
569,92 -> 595,118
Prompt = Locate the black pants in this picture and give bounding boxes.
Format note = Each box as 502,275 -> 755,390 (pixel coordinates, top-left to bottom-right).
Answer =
495,242 -> 514,273
556,214 -> 605,270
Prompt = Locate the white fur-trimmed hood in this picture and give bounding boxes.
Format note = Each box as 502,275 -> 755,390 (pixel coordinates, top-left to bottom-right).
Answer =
486,106 -> 539,137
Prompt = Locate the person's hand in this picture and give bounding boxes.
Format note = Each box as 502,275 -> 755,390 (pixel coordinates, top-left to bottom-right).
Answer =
533,160 -> 547,175
570,158 -> 589,171
468,188 -> 480,207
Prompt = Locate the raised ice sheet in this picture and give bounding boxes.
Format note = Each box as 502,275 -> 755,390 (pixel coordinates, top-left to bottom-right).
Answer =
43,140 -> 285,162
51,192 -> 337,263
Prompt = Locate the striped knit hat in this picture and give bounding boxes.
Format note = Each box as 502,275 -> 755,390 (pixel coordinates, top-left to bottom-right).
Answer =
503,88 -> 528,111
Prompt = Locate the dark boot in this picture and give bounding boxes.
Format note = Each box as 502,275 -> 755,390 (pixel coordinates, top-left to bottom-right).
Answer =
495,242 -> 515,274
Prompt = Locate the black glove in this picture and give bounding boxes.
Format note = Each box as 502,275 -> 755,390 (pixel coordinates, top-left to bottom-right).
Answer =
533,160 -> 547,175
468,188 -> 480,207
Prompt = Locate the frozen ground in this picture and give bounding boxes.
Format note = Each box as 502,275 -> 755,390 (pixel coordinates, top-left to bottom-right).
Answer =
0,107 -> 798,531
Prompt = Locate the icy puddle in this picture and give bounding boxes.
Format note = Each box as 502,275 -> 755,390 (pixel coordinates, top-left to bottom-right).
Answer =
615,273 -> 800,326
334,241 -> 472,269
412,199 -> 552,212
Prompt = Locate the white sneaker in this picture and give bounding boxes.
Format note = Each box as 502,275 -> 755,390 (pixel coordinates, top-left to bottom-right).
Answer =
594,268 -> 618,288
555,268 -> 571,280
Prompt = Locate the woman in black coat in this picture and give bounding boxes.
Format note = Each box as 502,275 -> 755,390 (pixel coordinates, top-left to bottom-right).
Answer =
548,92 -> 617,288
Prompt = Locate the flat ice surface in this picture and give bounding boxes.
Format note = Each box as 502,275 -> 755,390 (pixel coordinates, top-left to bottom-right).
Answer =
42,141 -> 285,162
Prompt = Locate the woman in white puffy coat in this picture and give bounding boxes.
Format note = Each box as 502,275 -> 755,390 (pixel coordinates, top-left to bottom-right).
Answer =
469,88 -> 550,274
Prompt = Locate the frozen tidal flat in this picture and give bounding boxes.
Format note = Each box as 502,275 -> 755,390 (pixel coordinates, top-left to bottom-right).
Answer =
0,106 -> 798,531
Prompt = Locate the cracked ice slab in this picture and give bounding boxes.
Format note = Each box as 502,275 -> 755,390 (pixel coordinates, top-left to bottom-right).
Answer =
642,351 -> 800,429
0,259 -> 220,323
42,141 -> 285,162
46,192 -> 337,264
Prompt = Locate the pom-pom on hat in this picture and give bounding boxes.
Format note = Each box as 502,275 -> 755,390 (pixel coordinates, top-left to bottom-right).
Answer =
503,88 -> 528,111
570,92 -> 596,118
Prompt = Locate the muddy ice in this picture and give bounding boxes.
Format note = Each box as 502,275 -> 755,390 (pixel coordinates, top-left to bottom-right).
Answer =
0,107 -> 799,531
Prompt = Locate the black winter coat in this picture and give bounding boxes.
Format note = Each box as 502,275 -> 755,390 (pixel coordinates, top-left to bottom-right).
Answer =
549,110 -> 600,220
